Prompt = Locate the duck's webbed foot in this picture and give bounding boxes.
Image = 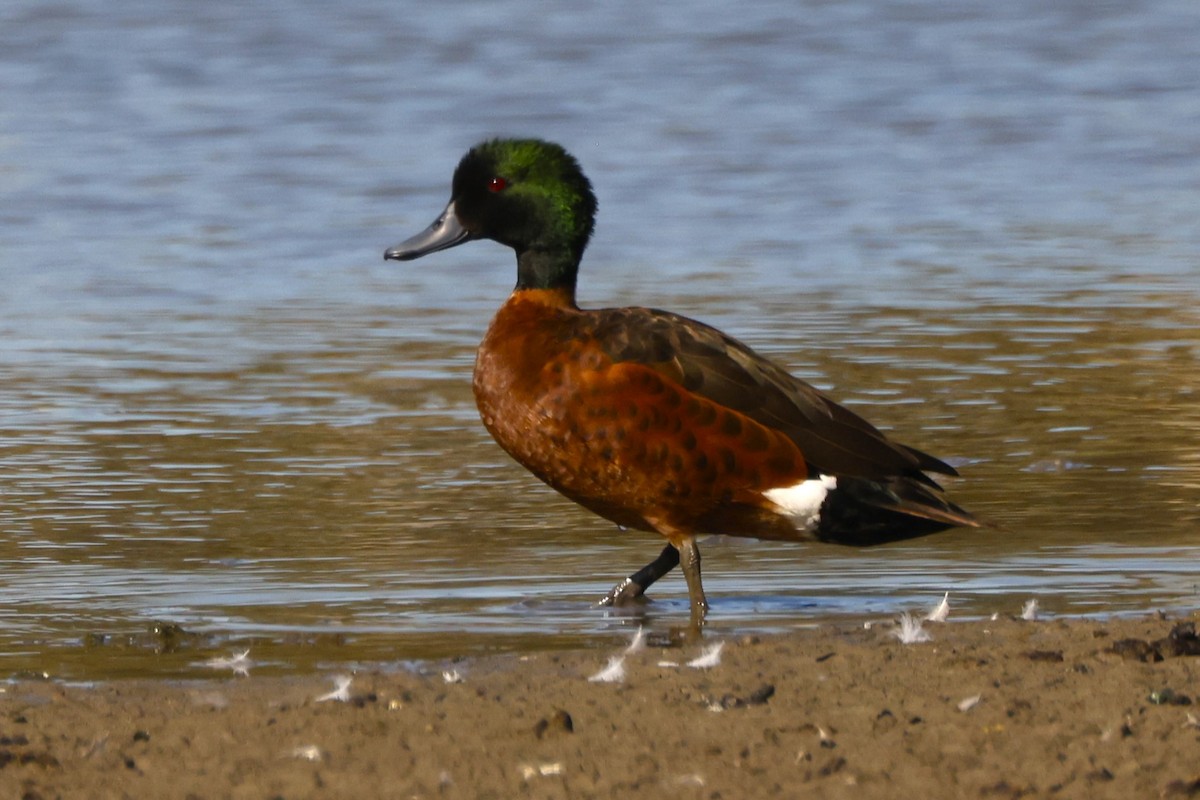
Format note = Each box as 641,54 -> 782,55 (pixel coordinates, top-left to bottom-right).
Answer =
597,544 -> 680,607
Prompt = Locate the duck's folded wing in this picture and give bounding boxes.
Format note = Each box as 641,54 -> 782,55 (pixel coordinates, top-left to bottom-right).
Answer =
592,306 -> 956,485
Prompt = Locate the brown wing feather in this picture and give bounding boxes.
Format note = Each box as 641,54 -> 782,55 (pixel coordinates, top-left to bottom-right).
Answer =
591,306 -> 956,485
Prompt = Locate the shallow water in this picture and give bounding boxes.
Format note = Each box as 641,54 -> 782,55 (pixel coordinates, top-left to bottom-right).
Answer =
1,0 -> 1197,678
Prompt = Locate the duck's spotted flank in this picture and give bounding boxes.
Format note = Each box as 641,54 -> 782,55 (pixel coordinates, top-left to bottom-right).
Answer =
385,138 -> 978,628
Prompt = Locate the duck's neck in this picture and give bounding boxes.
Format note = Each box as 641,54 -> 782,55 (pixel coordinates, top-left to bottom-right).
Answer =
502,286 -> 577,311
515,249 -> 580,297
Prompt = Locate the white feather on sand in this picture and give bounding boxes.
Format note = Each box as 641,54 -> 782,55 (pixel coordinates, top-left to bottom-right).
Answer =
316,675 -> 352,703
925,592 -> 950,622
1021,599 -> 1039,621
687,642 -> 725,669
205,649 -> 252,677
958,694 -> 982,712
588,655 -> 627,683
892,613 -> 933,644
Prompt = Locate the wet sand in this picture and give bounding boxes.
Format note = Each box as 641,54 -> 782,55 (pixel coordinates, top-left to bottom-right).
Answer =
3,613 -> 1199,799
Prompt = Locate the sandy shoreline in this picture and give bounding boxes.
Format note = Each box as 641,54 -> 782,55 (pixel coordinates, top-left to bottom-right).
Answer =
3,612 -> 1199,799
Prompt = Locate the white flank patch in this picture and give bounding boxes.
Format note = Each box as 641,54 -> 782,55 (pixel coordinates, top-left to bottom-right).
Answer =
588,655 -> 627,683
926,592 -> 951,623
891,612 -> 932,644
763,475 -> 838,531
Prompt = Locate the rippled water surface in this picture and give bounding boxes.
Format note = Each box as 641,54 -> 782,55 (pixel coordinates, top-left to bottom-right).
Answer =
1,0 -> 1197,678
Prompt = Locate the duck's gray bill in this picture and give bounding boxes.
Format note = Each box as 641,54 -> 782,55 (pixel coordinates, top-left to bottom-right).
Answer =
384,200 -> 473,261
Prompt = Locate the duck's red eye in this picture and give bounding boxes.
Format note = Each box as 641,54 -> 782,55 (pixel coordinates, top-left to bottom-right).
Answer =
487,176 -> 507,193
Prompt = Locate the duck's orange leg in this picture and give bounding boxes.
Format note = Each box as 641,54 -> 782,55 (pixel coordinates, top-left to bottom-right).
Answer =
600,519 -> 709,630
677,536 -> 709,630
642,514 -> 710,629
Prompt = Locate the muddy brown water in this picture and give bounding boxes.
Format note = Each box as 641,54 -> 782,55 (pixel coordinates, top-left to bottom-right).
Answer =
3,290 -> 1196,678
1,0 -> 1197,678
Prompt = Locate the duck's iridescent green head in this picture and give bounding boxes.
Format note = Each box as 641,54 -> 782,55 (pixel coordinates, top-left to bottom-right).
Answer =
385,138 -> 597,293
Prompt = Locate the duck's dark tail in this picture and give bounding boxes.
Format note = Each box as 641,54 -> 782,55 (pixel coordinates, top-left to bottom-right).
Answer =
815,475 -> 979,546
